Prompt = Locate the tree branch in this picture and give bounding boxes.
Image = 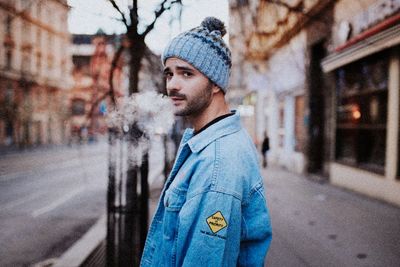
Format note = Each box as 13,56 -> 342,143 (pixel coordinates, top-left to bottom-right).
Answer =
142,0 -> 182,37
109,44 -> 125,108
108,0 -> 129,29
130,0 -> 139,31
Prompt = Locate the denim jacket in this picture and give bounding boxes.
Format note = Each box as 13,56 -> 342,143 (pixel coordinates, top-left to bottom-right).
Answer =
141,111 -> 272,266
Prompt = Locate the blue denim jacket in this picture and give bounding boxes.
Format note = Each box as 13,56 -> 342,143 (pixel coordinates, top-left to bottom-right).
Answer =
141,111 -> 272,266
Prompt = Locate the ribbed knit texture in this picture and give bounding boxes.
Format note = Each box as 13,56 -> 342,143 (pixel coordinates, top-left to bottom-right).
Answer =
162,18 -> 232,93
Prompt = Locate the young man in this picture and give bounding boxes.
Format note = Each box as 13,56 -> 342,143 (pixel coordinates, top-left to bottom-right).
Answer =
141,17 -> 272,266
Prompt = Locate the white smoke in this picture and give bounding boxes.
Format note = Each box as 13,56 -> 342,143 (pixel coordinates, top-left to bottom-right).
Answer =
107,91 -> 174,136
106,91 -> 175,167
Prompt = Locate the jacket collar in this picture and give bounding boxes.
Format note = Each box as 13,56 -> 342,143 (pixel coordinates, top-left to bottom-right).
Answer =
183,110 -> 242,153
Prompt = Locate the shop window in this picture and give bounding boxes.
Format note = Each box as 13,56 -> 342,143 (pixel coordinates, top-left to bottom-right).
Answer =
335,51 -> 388,173
71,99 -> 85,115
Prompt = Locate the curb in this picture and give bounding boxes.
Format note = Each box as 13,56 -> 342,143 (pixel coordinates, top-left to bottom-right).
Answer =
52,215 -> 106,267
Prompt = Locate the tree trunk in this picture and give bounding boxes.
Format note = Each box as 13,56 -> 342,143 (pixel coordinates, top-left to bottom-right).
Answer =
129,36 -> 145,94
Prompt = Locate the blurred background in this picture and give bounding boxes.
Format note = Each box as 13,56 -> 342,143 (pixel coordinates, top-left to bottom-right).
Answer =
0,0 -> 399,266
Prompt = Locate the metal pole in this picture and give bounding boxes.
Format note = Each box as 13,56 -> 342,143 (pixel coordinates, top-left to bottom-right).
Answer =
106,128 -> 117,267
139,151 -> 149,255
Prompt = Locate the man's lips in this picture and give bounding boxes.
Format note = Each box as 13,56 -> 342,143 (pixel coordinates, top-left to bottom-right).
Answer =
170,96 -> 185,101
168,92 -> 186,105
170,96 -> 186,105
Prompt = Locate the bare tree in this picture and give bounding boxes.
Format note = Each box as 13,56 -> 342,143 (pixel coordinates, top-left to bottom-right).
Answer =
108,0 -> 181,94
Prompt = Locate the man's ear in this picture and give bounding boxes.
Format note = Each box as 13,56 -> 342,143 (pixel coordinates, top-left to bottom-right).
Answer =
212,84 -> 221,94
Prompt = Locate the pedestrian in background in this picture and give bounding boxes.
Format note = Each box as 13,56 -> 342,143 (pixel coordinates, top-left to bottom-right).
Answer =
141,17 -> 272,266
261,131 -> 270,168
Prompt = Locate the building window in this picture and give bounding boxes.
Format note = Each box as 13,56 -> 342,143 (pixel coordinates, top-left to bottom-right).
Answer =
335,51 -> 389,173
71,99 -> 86,115
22,21 -> 30,43
294,95 -> 306,152
21,21 -> 32,74
47,55 -> 54,71
21,52 -> 31,74
236,0 -> 248,6
6,50 -> 13,70
5,85 -> 14,103
37,2 -> 42,19
35,27 -> 42,75
6,15 -> 12,35
36,53 -> 41,75
61,58 -> 66,76
4,15 -> 14,69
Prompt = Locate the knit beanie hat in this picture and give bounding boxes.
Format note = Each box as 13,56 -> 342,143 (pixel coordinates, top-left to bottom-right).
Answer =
162,17 -> 232,93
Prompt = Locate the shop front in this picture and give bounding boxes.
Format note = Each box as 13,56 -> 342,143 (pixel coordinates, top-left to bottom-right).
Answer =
322,0 -> 400,205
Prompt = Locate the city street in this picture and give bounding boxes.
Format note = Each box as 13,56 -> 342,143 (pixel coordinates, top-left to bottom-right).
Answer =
1,140 -> 400,267
0,142 -> 108,267
1,0 -> 399,266
264,166 -> 400,267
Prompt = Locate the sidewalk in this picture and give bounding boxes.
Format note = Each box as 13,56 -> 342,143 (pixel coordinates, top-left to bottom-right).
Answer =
263,165 -> 400,267
52,163 -> 400,267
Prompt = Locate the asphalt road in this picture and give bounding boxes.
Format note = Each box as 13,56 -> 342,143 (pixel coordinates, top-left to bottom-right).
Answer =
0,142 -> 108,267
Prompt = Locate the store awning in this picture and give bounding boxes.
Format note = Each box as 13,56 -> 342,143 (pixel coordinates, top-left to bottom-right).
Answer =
321,14 -> 400,73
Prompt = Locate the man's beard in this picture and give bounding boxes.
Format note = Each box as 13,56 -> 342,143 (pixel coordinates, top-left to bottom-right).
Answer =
171,82 -> 213,117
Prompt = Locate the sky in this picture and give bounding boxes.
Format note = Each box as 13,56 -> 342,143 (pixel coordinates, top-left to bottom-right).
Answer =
67,0 -> 229,54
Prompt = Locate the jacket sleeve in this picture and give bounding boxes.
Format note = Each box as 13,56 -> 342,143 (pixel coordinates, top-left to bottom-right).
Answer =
176,190 -> 242,267
238,184 -> 272,266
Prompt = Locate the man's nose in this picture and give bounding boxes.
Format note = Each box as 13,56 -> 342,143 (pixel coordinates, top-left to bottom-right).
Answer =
166,76 -> 180,92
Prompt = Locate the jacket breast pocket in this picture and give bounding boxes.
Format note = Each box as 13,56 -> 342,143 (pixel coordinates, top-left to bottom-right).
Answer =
163,188 -> 186,241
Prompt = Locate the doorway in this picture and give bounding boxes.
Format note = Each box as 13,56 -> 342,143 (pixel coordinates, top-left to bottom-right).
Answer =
307,42 -> 326,174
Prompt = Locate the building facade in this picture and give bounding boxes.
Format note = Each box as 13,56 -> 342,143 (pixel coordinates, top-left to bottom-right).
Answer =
69,32 -> 164,143
229,0 -> 334,174
69,32 -> 125,143
0,0 -> 72,148
229,0 -> 400,206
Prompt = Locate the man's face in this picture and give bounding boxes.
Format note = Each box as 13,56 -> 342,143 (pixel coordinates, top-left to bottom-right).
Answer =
164,58 -> 213,116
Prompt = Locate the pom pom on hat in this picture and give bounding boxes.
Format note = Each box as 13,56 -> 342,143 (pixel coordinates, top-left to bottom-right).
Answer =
201,17 -> 227,37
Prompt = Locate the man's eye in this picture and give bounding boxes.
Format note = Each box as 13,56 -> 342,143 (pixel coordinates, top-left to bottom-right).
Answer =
164,72 -> 172,79
183,72 -> 192,77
